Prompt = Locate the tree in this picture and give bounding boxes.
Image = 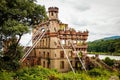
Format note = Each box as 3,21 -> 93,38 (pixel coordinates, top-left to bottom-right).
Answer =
0,0 -> 47,71
108,43 -> 115,54
88,39 -> 120,54
114,42 -> 120,53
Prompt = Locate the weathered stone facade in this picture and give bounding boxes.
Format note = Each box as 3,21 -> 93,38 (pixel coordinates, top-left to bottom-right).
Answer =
23,7 -> 89,72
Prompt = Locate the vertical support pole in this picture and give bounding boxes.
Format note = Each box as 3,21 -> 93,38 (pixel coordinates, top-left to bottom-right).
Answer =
59,40 -> 75,74
70,40 -> 87,72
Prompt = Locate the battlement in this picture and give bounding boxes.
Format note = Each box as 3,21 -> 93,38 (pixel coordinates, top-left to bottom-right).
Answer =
48,7 -> 59,13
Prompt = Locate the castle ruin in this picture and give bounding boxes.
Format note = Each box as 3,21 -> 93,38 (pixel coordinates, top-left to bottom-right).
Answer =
22,7 -> 89,72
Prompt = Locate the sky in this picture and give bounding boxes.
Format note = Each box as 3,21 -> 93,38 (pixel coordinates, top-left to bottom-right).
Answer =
20,0 -> 120,46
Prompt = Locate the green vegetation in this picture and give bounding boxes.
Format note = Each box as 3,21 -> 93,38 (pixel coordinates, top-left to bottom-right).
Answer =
103,57 -> 115,66
0,66 -> 119,80
88,39 -> 120,55
0,70 -> 14,80
0,0 -> 47,71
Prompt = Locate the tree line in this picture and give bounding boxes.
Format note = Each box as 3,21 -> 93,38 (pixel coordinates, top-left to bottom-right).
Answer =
87,38 -> 120,54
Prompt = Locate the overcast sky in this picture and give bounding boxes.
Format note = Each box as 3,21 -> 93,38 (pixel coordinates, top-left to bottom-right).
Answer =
20,0 -> 120,46
37,0 -> 120,40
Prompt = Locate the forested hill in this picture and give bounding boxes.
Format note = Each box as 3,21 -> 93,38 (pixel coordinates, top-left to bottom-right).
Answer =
87,37 -> 120,55
102,36 -> 120,40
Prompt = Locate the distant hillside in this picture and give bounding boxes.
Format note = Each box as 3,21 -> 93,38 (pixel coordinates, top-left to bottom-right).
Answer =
102,36 -> 120,40
91,36 -> 120,42
88,37 -> 120,55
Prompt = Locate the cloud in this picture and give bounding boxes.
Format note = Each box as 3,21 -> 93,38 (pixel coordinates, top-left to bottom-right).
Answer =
64,0 -> 91,11
33,0 -> 120,42
116,20 -> 120,24
19,0 -> 120,46
74,2 -> 91,12
20,33 -> 32,46
69,0 -> 90,12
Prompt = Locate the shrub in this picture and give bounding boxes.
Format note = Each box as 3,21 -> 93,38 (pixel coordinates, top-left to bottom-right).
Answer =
88,68 -> 102,76
0,66 -> 118,80
103,57 -> 115,66
15,66 -> 58,80
0,70 -> 14,80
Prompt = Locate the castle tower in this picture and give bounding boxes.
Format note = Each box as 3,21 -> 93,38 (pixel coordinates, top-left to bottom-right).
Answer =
48,7 -> 60,33
48,7 -> 59,20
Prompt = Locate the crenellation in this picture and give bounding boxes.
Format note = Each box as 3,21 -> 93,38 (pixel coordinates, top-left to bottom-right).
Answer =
48,7 -> 59,13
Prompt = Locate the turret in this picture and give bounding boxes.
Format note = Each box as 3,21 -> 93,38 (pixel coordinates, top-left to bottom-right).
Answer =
48,7 -> 59,20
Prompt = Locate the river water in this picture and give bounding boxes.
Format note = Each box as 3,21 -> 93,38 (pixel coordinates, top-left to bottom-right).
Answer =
88,54 -> 120,60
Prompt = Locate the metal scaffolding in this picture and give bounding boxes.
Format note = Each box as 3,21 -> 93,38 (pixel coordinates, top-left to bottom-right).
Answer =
70,40 -> 87,72
19,27 -> 47,63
